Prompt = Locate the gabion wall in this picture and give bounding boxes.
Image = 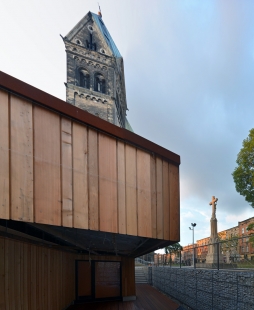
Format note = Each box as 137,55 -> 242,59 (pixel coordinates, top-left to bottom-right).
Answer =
149,267 -> 254,310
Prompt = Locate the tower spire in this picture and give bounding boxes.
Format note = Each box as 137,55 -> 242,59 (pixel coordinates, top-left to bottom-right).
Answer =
98,3 -> 102,18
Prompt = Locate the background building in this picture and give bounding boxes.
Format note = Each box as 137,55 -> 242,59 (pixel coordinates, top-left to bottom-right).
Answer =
185,216 -> 254,263
182,244 -> 197,265
196,237 -> 209,262
220,226 -> 239,263
239,217 -> 254,260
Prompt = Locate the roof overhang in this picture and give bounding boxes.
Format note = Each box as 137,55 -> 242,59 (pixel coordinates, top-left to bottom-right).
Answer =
0,219 -> 173,257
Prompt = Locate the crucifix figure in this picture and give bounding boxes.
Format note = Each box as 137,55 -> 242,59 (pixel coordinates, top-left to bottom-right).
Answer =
209,196 -> 218,218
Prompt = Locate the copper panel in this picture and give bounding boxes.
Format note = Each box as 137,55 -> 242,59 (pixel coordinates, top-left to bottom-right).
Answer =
0,71 -> 180,166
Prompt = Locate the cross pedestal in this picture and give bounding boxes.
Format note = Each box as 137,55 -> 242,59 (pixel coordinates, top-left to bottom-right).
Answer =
198,197 -> 223,267
205,218 -> 223,264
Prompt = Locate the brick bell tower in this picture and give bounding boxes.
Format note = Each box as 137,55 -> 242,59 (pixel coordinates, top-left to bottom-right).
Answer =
63,11 -> 131,129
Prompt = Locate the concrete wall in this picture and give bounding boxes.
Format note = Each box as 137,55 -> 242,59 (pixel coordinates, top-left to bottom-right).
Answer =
149,267 -> 254,310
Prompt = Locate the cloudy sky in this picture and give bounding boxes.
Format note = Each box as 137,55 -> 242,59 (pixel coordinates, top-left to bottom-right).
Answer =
1,0 -> 254,247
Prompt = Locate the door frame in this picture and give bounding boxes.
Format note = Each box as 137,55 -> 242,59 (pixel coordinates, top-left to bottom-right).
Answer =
75,260 -> 122,302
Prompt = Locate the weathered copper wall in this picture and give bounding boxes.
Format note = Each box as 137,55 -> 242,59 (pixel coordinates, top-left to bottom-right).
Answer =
0,82 -> 179,241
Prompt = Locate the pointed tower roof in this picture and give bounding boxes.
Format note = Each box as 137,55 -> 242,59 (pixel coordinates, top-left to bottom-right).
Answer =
91,13 -> 121,58
65,11 -> 121,58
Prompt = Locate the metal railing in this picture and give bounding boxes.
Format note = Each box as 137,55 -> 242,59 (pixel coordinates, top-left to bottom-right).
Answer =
153,234 -> 254,270
135,257 -> 154,266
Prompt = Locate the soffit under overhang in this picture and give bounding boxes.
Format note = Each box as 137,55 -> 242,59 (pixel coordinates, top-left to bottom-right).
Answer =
0,219 -> 173,257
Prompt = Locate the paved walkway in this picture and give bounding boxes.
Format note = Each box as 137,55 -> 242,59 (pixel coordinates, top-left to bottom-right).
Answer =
67,284 -> 181,309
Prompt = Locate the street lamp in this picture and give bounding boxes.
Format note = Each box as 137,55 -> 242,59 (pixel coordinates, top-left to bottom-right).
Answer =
189,223 -> 197,267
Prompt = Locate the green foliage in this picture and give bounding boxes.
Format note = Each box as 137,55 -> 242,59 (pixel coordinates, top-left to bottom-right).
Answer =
164,242 -> 182,254
249,236 -> 254,247
232,129 -> 254,208
228,234 -> 238,241
247,223 -> 254,232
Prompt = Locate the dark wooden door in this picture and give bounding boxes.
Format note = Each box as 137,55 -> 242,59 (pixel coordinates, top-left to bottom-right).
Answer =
76,261 -> 92,300
76,260 -> 121,301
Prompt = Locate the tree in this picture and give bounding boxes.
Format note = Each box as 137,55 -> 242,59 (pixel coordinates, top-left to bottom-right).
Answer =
164,242 -> 182,254
232,128 -> 254,208
164,243 -> 183,265
247,223 -> 254,232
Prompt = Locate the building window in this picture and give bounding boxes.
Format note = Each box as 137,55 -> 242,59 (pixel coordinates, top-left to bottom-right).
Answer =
100,48 -> 106,54
242,228 -> 244,234
86,35 -> 97,51
94,73 -> 106,93
79,69 -> 90,89
87,25 -> 94,32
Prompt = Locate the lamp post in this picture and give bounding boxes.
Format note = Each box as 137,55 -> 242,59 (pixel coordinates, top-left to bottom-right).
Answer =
189,223 -> 196,267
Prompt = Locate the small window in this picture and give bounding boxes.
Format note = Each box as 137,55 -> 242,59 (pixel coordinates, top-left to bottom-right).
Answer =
87,25 -> 94,33
79,69 -> 90,89
242,228 -> 244,234
94,73 -> 106,93
86,34 -> 96,51
76,40 -> 81,45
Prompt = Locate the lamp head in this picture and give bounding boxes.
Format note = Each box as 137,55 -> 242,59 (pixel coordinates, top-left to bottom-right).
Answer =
191,223 -> 196,227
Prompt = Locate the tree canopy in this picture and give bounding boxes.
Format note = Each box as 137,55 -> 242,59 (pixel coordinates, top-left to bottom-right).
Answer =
164,242 -> 182,254
247,223 -> 254,232
232,128 -> 254,208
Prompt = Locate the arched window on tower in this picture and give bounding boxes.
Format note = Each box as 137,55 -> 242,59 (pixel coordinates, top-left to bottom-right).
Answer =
79,69 -> 90,89
94,73 -> 106,94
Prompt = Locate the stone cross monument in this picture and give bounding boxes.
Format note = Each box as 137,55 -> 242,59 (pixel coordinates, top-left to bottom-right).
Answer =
209,196 -> 218,237
210,196 -> 218,219
206,196 -> 224,265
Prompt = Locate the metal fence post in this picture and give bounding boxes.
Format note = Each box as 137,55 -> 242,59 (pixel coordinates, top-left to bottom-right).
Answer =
217,242 -> 219,270
194,247 -> 196,269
